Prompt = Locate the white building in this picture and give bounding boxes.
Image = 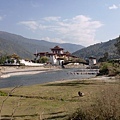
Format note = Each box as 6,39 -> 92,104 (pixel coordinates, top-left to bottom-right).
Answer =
89,56 -> 97,66
34,46 -> 73,65
20,59 -> 44,66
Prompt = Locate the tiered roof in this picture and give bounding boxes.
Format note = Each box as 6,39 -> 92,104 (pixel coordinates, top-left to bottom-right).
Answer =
51,46 -> 64,50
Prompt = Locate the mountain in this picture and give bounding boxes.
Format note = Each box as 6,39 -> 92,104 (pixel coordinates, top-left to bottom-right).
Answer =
72,38 -> 119,60
0,37 -> 33,59
0,31 -> 84,59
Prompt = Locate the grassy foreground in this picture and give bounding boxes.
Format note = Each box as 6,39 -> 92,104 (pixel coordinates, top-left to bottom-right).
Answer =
0,77 -> 119,120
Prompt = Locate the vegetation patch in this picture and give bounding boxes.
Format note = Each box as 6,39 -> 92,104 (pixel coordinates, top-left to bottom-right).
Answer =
0,91 -> 7,96
98,61 -> 120,76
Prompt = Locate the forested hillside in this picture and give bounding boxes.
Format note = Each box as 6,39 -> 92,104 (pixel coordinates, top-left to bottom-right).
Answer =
72,37 -> 119,59
0,37 -> 33,59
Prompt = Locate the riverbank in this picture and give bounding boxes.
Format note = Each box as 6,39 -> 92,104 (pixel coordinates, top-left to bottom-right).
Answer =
0,76 -> 119,120
0,66 -> 61,78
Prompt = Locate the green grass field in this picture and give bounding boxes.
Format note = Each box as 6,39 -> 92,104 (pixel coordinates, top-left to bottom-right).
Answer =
0,77 -> 119,120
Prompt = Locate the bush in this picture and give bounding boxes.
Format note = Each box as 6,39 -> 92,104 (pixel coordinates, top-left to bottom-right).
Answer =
38,56 -> 49,63
98,62 -> 120,76
0,91 -> 7,96
99,63 -> 109,75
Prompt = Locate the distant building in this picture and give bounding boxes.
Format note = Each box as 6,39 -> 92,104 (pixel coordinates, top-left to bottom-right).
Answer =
34,45 -> 76,65
4,58 -> 44,66
20,59 -> 44,66
88,56 -> 97,66
4,58 -> 20,66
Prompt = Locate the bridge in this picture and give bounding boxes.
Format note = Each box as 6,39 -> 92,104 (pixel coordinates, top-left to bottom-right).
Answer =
62,61 -> 89,66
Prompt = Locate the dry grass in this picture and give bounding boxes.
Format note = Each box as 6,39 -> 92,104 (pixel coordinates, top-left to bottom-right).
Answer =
68,82 -> 120,120
0,77 -> 119,120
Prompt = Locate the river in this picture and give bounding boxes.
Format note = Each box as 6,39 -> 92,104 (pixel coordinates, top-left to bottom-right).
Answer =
0,68 -> 96,88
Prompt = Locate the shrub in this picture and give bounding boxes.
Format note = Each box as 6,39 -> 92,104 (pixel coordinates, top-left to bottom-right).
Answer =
99,63 -> 109,75
0,91 -> 7,96
98,61 -> 120,76
38,56 -> 49,63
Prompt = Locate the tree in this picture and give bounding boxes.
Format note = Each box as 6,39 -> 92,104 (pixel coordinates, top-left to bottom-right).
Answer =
38,56 -> 49,63
114,36 -> 120,56
0,55 -> 7,65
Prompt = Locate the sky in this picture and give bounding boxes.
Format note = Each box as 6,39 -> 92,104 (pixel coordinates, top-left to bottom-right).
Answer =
0,0 -> 120,46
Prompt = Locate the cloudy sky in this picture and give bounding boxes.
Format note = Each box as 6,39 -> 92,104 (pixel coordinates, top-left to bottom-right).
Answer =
0,0 -> 120,46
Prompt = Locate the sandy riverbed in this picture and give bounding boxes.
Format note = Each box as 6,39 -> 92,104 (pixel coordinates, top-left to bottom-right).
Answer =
0,66 -> 61,78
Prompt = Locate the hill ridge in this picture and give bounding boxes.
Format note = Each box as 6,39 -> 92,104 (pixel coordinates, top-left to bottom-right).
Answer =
72,38 -> 118,59
0,31 -> 84,59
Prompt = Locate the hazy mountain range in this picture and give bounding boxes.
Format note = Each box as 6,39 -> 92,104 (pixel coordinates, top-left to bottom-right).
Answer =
0,31 -> 119,60
0,31 -> 84,59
